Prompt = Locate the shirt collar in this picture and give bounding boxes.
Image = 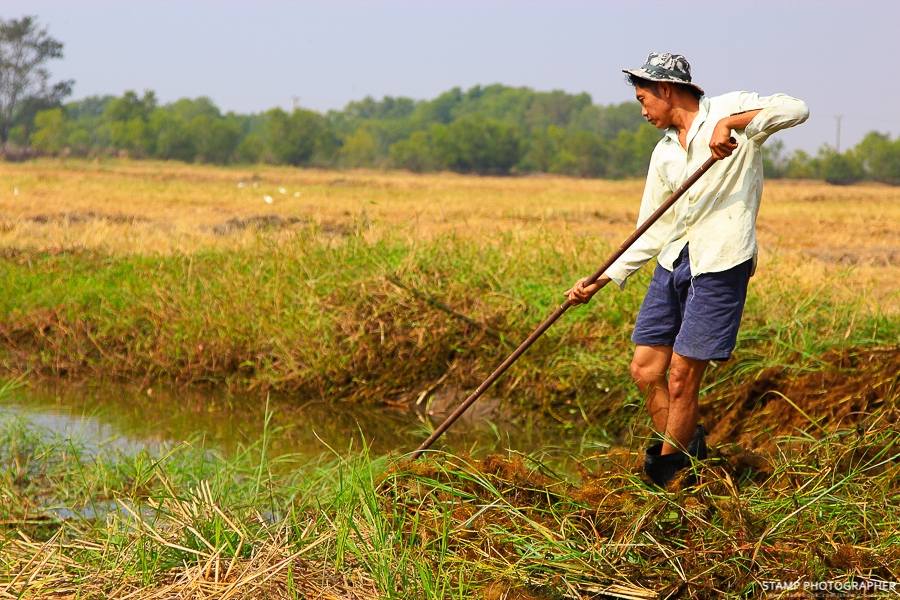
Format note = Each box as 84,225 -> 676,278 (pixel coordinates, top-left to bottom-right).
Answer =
663,96 -> 710,147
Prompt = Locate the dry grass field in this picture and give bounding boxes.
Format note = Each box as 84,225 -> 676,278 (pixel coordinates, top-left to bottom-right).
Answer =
2,159 -> 897,312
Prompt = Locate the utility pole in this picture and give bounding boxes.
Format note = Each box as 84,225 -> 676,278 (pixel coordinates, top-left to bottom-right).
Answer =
834,114 -> 843,152
291,96 -> 301,111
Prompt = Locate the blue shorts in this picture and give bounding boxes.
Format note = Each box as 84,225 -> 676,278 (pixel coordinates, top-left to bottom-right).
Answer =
632,243 -> 752,361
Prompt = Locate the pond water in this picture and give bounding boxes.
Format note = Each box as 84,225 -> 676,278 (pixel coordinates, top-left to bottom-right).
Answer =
0,380 -> 615,462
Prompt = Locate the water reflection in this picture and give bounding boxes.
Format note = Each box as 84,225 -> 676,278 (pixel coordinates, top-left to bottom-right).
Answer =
1,380 -> 614,461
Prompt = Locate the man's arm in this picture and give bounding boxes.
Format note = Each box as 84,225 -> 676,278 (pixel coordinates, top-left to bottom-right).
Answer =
742,92 -> 810,143
710,109 -> 761,159
710,92 -> 809,158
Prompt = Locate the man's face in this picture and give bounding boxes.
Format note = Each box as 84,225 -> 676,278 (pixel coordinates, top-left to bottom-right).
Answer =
635,84 -> 673,129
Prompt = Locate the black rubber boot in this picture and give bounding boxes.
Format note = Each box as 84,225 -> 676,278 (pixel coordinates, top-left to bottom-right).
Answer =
688,425 -> 708,460
644,442 -> 688,488
644,425 -> 707,489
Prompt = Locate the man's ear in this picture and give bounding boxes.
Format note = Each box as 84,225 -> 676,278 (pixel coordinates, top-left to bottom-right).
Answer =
660,82 -> 672,100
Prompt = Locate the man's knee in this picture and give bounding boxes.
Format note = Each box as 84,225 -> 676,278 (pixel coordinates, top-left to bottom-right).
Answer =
630,358 -> 662,389
630,346 -> 672,389
668,355 -> 708,401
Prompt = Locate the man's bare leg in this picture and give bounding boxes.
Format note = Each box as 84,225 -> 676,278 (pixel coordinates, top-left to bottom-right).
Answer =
661,352 -> 708,455
630,345 -> 673,435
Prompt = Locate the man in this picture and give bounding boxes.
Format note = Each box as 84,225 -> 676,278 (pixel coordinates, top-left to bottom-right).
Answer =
565,52 -> 808,488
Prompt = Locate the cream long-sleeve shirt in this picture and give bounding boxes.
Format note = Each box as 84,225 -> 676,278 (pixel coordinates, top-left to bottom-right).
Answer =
604,91 -> 809,287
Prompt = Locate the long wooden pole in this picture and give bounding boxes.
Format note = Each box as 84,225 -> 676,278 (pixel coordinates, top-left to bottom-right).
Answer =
411,151 -> 725,460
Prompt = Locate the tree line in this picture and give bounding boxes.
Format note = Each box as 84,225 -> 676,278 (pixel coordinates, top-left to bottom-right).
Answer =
762,135 -> 900,185
20,86 -> 665,178
16,87 -> 899,183
3,15 -> 899,183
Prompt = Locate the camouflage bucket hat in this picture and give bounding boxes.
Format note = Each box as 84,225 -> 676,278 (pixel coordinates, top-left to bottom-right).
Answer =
623,52 -> 704,96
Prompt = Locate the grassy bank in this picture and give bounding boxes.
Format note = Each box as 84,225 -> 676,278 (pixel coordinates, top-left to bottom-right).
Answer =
1,229 -> 895,418
2,378 -> 897,598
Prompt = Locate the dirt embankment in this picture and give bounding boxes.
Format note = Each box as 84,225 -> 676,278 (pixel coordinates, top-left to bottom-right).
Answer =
707,346 -> 898,453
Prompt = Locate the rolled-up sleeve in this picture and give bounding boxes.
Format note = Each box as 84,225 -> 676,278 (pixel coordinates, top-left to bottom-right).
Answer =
735,92 -> 810,144
604,159 -> 671,288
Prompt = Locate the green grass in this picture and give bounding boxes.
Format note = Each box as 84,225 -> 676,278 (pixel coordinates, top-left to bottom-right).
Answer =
1,227 -> 894,415
1,398 -> 897,598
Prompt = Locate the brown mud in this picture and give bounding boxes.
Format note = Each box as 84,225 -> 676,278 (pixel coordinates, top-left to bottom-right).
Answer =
409,348 -> 898,493
3,347 -> 896,599
211,214 -> 306,235
2,210 -> 357,239
802,247 -> 899,267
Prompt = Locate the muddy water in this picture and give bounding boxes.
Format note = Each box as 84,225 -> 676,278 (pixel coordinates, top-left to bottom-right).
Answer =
0,381 -> 612,461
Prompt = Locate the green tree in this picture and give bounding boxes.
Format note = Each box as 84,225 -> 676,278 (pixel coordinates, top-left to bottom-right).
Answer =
234,132 -> 266,163
0,16 -> 72,146
855,132 -> 900,184
783,149 -> 817,179
551,130 -> 608,177
606,124 -> 659,178
524,91 -> 592,131
150,108 -> 194,161
103,90 -> 156,156
819,148 -> 863,185
389,131 -> 438,172
338,126 -> 379,167
412,87 -> 463,126
194,113 -> 242,164
433,115 -> 522,174
264,108 -> 333,166
519,125 -> 564,173
571,102 -> 645,138
30,106 -> 66,153
57,95 -> 113,153
41,81 -> 889,183
66,125 -> 92,155
762,139 -> 788,178
341,95 -> 416,122
146,97 -> 241,163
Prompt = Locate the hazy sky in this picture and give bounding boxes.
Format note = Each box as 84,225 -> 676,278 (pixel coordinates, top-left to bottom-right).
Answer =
5,1 -> 898,151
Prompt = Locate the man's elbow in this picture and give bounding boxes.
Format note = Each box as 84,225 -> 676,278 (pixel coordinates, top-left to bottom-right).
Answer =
769,93 -> 810,126
794,99 -> 810,125
774,97 -> 810,133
